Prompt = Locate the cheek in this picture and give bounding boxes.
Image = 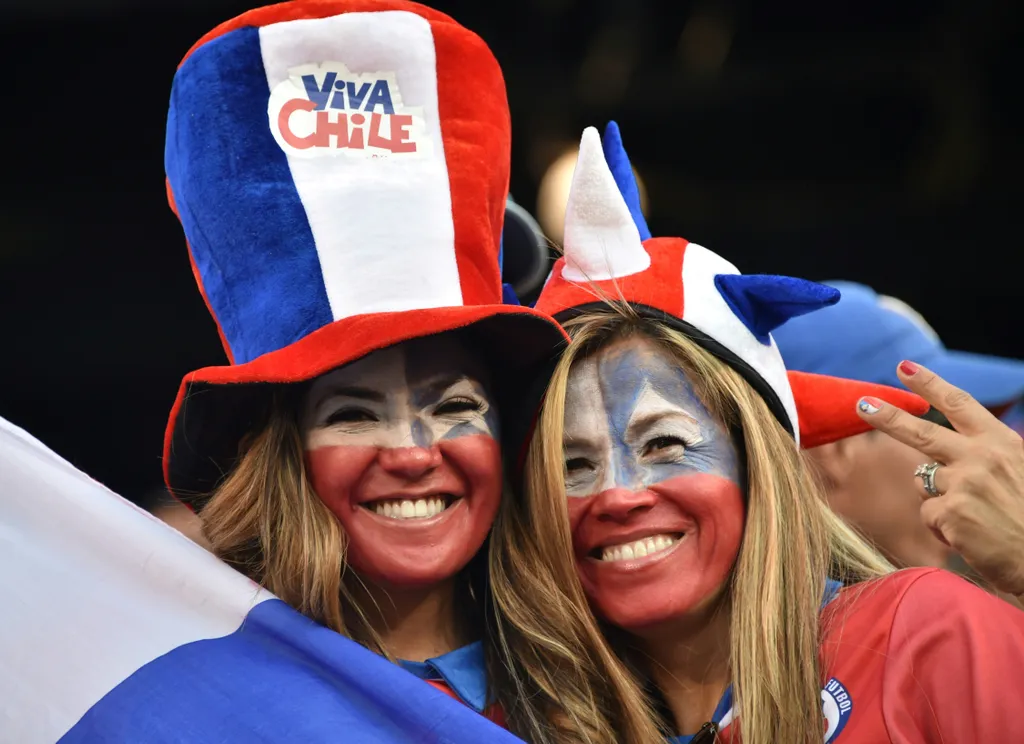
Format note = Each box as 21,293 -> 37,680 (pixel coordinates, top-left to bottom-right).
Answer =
439,434 -> 503,504
305,444 -> 378,515
566,499 -> 589,551
658,474 -> 746,575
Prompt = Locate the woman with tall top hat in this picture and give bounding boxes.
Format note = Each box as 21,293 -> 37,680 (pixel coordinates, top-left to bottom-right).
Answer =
161,2 -> 662,742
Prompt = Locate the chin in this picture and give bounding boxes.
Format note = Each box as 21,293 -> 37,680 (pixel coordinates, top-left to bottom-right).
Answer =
586,580 -> 729,632
348,547 -> 476,588
595,597 -> 698,632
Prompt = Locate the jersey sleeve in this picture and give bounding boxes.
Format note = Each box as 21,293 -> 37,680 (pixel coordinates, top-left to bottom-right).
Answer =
882,569 -> 1024,742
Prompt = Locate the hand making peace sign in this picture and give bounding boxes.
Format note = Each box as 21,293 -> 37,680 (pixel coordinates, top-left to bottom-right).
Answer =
856,360 -> 1024,601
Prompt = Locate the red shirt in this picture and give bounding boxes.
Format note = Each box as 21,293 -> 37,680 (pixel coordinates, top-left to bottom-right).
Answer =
425,680 -> 506,728
696,568 -> 1024,742
819,567 -> 1024,742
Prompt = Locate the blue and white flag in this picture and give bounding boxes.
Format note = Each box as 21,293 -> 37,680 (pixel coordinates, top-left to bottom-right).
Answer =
0,416 -> 521,743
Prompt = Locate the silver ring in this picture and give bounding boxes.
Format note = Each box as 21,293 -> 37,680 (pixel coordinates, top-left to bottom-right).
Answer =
914,462 -> 943,498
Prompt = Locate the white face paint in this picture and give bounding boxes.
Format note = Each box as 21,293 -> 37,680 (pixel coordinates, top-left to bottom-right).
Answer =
562,341 -> 708,498
301,340 -> 497,452
299,335 -> 504,589
561,335 -> 745,632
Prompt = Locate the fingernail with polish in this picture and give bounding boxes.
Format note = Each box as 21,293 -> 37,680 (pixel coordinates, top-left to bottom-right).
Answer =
858,397 -> 883,414
899,360 -> 919,376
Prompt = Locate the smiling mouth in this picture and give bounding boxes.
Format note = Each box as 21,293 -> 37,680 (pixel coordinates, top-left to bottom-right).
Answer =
364,495 -> 458,520
593,533 -> 684,562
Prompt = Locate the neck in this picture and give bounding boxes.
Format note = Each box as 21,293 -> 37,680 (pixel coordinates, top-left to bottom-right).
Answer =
351,575 -> 471,662
635,599 -> 732,737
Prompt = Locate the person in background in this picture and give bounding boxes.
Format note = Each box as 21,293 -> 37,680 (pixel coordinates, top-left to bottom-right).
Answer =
773,282 -> 1024,601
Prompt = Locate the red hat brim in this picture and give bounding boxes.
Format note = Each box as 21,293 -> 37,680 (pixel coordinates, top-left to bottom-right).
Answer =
789,370 -> 929,449
164,305 -> 568,508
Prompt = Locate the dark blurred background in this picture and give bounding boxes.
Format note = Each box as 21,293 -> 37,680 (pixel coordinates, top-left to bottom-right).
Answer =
0,0 -> 1020,504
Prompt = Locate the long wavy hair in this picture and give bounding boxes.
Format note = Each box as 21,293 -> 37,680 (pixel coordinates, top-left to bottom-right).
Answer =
198,379 -> 665,744
520,303 -> 893,744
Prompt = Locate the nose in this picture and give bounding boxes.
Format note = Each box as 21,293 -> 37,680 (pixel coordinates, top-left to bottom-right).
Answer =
592,487 -> 656,523
378,446 -> 442,480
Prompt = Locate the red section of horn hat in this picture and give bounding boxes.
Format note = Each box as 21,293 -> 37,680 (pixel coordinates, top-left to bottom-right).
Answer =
789,370 -> 928,449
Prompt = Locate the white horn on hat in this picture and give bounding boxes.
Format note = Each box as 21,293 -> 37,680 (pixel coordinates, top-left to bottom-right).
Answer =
561,127 -> 651,283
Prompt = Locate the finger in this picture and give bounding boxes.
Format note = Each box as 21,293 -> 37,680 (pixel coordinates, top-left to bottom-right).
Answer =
896,361 -> 999,436
857,395 -> 962,462
920,497 -> 954,547
913,460 -> 952,500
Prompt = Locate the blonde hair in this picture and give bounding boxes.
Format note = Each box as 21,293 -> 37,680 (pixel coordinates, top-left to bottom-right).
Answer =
200,388 -> 389,652
525,303 -> 893,744
199,385 -> 665,744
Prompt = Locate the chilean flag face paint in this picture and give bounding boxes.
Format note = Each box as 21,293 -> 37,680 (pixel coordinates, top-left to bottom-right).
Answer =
562,335 -> 745,630
302,335 -> 501,588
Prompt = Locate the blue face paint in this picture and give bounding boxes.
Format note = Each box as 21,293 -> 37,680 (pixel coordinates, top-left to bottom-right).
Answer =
562,337 -> 739,497
304,335 -> 498,451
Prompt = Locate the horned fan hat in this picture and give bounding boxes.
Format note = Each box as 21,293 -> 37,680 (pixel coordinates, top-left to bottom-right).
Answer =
533,123 -> 927,447
162,0 -> 567,507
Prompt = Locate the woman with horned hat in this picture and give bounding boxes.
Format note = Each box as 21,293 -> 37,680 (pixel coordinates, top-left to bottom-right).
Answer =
161,3 -> 663,742
499,122 -> 1024,743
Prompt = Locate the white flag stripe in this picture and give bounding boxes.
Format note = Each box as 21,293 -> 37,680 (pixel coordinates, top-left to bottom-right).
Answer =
259,10 -> 462,321
0,417 -> 273,743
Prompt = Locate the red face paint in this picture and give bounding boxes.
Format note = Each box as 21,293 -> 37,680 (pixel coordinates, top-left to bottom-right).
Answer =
301,337 -> 503,588
568,473 -> 744,630
306,435 -> 502,586
560,336 -> 746,630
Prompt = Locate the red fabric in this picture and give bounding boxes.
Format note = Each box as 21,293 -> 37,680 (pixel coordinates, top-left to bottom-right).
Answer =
534,237 -> 687,320
819,568 -> 1024,742
161,1 -> 568,497
424,680 -> 507,728
173,0 -> 511,311
789,371 -> 929,448
432,15 -> 509,306
162,304 -> 567,492
177,0 -> 462,69
534,234 -> 929,453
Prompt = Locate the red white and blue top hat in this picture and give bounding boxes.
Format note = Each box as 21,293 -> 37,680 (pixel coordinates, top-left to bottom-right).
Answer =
162,0 -> 567,505
534,123 -> 927,447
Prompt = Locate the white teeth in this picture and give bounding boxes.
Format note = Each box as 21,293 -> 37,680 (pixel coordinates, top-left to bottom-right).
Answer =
373,497 -> 450,520
600,534 -> 679,562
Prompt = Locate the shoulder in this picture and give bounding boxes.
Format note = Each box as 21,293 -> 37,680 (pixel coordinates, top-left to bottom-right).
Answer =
877,566 -> 1018,627
831,566 -> 990,617
823,568 -> 942,628
821,567 -> 1021,654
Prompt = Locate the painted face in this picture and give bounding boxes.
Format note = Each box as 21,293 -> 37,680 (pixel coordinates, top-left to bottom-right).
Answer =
562,335 -> 745,631
301,335 -> 502,588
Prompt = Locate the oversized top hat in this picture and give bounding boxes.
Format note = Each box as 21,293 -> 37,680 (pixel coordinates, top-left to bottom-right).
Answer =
163,0 -> 567,506
534,123 -> 927,448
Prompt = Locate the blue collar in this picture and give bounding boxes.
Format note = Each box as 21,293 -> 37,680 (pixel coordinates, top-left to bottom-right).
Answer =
666,579 -> 843,742
398,642 -> 489,713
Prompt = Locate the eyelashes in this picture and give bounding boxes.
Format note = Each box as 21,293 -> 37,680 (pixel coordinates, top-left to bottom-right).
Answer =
321,396 -> 484,428
325,407 -> 377,426
642,434 -> 688,457
562,434 -> 693,489
434,396 -> 485,417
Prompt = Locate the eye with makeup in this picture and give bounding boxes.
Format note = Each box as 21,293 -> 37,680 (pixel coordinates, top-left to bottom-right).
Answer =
563,454 -> 598,494
434,396 -> 485,418
641,434 -> 688,461
323,406 -> 378,428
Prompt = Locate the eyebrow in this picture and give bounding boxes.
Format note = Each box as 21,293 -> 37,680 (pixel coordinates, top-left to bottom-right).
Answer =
627,409 -> 702,438
420,375 -> 477,398
318,385 -> 386,406
563,432 -> 604,452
